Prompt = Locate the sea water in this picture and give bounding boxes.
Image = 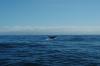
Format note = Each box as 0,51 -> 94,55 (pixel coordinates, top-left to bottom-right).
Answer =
0,35 -> 100,66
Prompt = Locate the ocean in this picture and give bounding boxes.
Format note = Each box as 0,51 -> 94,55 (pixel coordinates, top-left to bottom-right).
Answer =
0,35 -> 100,66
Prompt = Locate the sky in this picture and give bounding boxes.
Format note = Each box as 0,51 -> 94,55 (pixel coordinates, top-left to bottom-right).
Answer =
0,0 -> 100,35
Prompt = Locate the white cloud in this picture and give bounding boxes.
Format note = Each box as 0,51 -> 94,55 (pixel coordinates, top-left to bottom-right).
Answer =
0,26 -> 100,35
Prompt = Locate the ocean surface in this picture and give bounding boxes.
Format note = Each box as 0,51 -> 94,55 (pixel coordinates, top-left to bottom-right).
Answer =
0,35 -> 100,66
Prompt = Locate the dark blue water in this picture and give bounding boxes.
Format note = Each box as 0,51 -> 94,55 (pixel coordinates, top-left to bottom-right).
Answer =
0,35 -> 100,66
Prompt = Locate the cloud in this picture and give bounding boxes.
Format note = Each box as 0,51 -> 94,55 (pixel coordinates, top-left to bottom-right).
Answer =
0,26 -> 100,35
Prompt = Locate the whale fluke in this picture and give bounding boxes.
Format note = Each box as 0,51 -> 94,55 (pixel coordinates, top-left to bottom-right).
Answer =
48,35 -> 57,40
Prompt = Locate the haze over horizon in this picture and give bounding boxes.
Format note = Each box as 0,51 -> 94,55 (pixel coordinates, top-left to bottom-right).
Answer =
0,0 -> 100,35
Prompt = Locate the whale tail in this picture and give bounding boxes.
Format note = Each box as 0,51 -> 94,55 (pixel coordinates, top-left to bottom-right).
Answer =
47,35 -> 57,40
